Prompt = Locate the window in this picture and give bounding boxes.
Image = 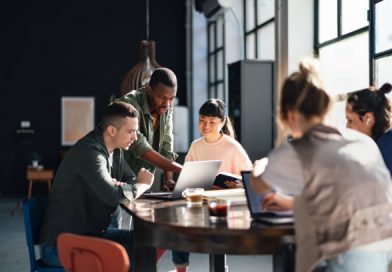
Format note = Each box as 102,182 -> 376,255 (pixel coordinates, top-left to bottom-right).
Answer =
374,0 -> 392,53
244,0 -> 275,60
318,0 -> 338,43
371,0 -> 392,96
341,0 -> 368,35
375,56 -> 392,88
208,15 -> 225,100
316,0 -> 392,128
319,32 -> 369,94
315,0 -> 369,128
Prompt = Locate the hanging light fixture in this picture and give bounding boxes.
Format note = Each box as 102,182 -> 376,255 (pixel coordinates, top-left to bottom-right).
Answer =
120,0 -> 161,95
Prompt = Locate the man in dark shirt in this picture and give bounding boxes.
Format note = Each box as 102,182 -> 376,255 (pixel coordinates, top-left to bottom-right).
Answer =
39,101 -> 153,268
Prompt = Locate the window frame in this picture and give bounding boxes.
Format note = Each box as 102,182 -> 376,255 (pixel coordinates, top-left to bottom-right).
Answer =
243,0 -> 275,60
369,0 -> 392,87
207,14 -> 226,100
314,0 -> 392,87
315,0 -> 369,91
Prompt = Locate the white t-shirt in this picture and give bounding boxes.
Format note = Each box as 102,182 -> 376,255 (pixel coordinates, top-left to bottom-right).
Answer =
108,152 -> 114,168
262,128 -> 389,196
262,142 -> 304,196
262,128 -> 392,252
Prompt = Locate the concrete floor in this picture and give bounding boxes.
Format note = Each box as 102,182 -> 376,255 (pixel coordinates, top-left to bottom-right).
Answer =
0,197 -> 273,272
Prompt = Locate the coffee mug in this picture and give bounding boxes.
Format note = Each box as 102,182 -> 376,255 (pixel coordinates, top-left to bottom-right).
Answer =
182,188 -> 204,207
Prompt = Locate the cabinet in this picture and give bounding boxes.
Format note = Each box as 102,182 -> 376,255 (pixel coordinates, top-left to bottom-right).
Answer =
228,60 -> 275,161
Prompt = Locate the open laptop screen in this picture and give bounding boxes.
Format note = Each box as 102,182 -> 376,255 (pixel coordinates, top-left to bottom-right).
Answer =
241,171 -> 265,215
143,160 -> 222,200
241,170 -> 293,220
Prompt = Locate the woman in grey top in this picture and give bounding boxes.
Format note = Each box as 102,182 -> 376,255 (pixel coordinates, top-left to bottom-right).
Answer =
251,59 -> 392,272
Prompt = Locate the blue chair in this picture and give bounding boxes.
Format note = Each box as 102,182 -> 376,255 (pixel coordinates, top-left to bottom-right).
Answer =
23,198 -> 63,272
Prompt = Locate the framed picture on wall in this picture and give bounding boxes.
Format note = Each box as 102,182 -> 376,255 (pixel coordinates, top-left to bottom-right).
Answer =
61,97 -> 95,146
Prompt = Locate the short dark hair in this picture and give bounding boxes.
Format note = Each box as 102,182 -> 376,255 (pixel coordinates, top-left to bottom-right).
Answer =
102,101 -> 138,130
280,59 -> 330,122
199,99 -> 236,138
149,68 -> 177,89
347,83 -> 392,140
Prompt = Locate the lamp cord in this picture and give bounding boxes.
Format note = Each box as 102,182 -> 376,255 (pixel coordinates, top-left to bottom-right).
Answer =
146,0 -> 150,40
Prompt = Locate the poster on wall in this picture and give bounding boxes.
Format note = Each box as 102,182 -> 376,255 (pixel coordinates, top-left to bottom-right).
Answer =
61,97 -> 95,146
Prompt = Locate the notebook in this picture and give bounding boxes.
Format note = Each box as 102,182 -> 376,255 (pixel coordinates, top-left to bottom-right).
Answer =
213,172 -> 242,188
143,160 -> 222,200
241,170 -> 294,224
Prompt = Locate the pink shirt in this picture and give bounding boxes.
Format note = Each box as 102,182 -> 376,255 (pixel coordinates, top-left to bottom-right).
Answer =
185,134 -> 252,175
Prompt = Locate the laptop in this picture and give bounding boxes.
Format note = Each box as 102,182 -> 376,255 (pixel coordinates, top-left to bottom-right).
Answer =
241,170 -> 294,224
143,160 -> 222,200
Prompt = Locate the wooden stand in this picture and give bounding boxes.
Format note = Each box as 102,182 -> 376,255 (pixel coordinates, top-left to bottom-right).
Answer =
26,168 -> 54,198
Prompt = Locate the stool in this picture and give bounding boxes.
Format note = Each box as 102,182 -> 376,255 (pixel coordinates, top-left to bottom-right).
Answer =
26,168 -> 54,198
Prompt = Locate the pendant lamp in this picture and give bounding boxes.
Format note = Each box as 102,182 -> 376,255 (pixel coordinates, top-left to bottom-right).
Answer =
120,0 -> 161,95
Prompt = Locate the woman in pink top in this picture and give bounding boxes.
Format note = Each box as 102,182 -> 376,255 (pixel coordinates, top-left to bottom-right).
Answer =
171,99 -> 252,272
186,98 -> 252,187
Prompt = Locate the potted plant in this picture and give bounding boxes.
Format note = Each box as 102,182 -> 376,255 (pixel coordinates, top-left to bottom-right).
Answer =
27,152 -> 43,167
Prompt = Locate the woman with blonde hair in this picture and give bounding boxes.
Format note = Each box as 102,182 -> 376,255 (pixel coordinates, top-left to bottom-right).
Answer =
251,59 -> 392,272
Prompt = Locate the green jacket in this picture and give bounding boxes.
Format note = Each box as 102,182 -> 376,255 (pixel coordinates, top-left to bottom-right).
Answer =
118,87 -> 178,173
40,125 -> 137,245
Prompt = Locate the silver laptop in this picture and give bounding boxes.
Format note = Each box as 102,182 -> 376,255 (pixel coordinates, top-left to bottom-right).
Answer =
143,160 -> 222,200
242,171 -> 294,224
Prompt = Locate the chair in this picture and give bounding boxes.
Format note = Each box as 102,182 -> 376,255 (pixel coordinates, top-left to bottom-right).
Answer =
57,233 -> 130,272
22,198 -> 64,272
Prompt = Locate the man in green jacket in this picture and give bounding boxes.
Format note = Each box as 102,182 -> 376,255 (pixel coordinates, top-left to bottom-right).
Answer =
119,68 -> 182,189
39,101 -> 154,268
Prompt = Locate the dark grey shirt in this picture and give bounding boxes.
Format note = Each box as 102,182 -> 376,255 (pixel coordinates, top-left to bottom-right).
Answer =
40,126 -> 137,245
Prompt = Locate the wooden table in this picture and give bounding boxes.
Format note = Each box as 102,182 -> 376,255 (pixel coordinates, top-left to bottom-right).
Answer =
122,198 -> 295,272
26,168 -> 54,198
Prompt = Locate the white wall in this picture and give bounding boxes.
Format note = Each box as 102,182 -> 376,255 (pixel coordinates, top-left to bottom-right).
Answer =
191,3 -> 244,140
225,2 -> 244,64
191,10 -> 208,140
224,2 -> 244,102
287,0 -> 314,74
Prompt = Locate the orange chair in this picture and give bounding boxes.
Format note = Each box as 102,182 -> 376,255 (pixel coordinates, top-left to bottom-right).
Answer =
57,233 -> 130,272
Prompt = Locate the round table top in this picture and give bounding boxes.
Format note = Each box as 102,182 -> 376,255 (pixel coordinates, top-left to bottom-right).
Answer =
123,198 -> 295,255
124,198 -> 293,233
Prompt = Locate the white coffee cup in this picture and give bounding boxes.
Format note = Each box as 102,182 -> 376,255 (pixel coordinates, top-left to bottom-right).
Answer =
182,188 -> 204,207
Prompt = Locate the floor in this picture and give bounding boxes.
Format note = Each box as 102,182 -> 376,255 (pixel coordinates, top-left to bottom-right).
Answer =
0,197 -> 273,272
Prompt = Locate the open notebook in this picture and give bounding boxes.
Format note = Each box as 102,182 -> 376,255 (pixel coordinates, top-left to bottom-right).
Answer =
242,170 -> 294,224
143,160 -> 222,200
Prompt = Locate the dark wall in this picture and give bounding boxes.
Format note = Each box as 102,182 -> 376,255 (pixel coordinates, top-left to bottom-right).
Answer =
0,0 -> 186,196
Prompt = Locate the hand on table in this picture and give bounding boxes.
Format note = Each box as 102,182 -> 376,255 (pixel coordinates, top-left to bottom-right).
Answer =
163,179 -> 176,191
262,192 -> 294,211
136,168 -> 154,187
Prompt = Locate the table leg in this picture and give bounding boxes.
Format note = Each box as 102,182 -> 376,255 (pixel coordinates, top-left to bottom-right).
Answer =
133,221 -> 157,272
209,254 -> 227,272
47,179 -> 52,192
273,254 -> 283,272
273,243 -> 295,272
28,180 -> 33,198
